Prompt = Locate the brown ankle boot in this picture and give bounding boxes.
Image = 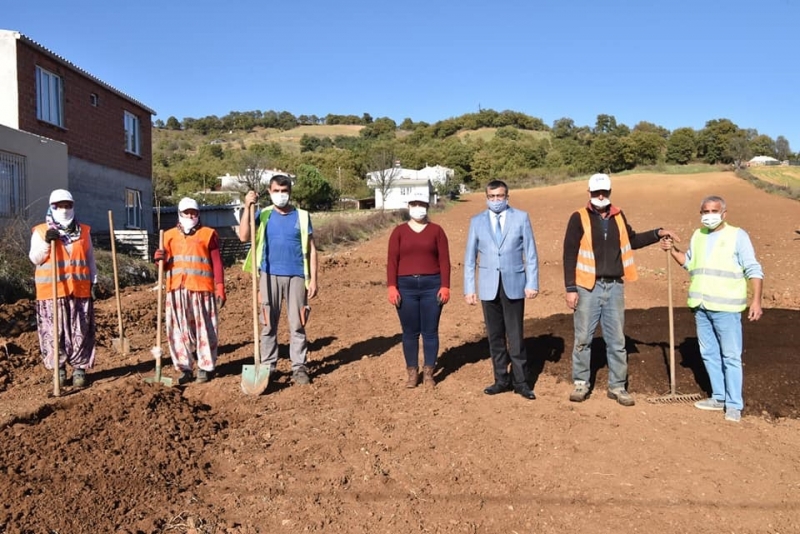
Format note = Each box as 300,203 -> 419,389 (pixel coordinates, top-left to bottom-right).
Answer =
406,367 -> 419,388
422,366 -> 435,387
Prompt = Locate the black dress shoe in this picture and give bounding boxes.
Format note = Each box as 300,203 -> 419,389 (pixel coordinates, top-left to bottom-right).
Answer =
483,383 -> 511,395
514,386 -> 536,400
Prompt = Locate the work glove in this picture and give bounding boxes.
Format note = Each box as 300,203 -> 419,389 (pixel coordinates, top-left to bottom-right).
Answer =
91,284 -> 97,301
45,229 -> 60,243
387,286 -> 401,307
437,287 -> 450,305
215,283 -> 226,309
153,249 -> 166,262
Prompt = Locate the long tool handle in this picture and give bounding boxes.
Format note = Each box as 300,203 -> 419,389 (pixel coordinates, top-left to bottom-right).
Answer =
667,249 -> 676,396
108,211 -> 124,339
250,204 -> 260,371
51,240 -> 60,397
155,230 -> 165,380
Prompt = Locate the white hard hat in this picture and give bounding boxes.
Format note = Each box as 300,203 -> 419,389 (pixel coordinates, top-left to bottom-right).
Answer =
178,197 -> 200,212
49,189 -> 74,205
407,190 -> 430,205
588,173 -> 612,192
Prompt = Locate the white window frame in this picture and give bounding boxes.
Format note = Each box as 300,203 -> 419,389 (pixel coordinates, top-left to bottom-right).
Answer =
0,151 -> 27,218
124,111 -> 141,155
35,66 -> 64,127
125,188 -> 143,229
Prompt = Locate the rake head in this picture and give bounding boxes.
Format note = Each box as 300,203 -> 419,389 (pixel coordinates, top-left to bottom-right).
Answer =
646,392 -> 704,404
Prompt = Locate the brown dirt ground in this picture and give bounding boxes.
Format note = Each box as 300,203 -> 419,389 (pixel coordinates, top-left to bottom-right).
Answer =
1,172 -> 799,534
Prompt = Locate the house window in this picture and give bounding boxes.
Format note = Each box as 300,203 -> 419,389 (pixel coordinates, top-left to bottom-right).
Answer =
400,187 -> 412,195
0,151 -> 27,218
35,66 -> 64,127
125,188 -> 142,228
124,111 -> 141,155
90,93 -> 99,107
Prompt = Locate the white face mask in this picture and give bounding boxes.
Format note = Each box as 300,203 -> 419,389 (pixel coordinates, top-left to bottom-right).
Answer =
590,197 -> 611,209
52,207 -> 74,227
701,213 -> 723,230
408,206 -> 427,221
178,214 -> 199,233
270,192 -> 290,208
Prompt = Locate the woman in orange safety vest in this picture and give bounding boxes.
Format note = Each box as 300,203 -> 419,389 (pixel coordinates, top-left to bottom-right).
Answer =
28,189 -> 97,389
154,197 -> 226,385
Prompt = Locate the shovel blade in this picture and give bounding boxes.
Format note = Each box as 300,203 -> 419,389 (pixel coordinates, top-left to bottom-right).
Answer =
241,364 -> 270,395
111,337 -> 130,355
145,375 -> 174,387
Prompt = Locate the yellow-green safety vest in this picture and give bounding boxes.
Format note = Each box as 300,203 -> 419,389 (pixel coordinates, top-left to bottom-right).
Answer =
243,206 -> 311,288
686,224 -> 747,312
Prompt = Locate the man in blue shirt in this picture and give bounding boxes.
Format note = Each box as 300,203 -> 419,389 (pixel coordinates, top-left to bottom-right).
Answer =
239,175 -> 318,385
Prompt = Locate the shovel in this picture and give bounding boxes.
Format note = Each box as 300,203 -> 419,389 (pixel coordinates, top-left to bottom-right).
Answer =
241,203 -> 270,395
51,240 -> 61,397
145,230 -> 173,386
108,211 -> 130,354
647,249 -> 703,404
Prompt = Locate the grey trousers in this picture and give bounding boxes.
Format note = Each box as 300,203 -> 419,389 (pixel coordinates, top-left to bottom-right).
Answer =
259,273 -> 308,370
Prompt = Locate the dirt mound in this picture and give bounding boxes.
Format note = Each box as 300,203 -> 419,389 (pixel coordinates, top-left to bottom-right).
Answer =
0,381 -> 229,533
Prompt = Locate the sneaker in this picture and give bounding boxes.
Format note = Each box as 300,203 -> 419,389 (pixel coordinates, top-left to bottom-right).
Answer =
725,408 -> 742,422
694,398 -> 725,411
72,369 -> 88,388
607,387 -> 635,407
177,371 -> 193,385
292,367 -> 311,385
569,380 -> 590,402
196,369 -> 211,383
58,368 -> 67,388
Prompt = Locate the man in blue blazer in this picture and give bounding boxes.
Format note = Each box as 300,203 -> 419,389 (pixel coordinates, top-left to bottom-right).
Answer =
464,180 -> 540,399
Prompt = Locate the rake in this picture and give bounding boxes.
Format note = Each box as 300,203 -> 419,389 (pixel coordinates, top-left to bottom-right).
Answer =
647,249 -> 703,404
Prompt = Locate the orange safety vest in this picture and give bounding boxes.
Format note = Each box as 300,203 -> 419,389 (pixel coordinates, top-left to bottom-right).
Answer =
164,226 -> 216,292
575,208 -> 638,290
33,223 -> 93,300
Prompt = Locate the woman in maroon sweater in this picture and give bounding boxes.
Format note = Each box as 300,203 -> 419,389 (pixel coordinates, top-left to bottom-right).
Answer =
386,191 -> 451,388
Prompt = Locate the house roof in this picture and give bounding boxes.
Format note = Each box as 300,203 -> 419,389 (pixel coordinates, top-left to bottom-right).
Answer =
749,155 -> 779,162
4,30 -> 156,115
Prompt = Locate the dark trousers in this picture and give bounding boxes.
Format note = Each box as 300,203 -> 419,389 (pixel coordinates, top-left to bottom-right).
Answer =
481,278 -> 527,387
396,274 -> 442,367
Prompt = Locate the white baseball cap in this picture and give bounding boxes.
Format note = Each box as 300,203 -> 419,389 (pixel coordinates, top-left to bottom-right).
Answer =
178,197 -> 200,212
407,190 -> 430,205
588,173 -> 612,192
49,189 -> 74,205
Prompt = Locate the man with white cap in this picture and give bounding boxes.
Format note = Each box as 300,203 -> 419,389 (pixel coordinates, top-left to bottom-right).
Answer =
154,197 -> 226,384
29,189 -> 97,388
562,173 -> 677,406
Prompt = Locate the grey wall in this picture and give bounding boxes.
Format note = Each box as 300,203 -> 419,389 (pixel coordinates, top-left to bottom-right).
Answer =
0,123 -> 68,226
68,157 -> 153,234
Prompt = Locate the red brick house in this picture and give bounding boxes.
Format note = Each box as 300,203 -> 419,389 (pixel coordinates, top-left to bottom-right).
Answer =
0,29 -> 156,234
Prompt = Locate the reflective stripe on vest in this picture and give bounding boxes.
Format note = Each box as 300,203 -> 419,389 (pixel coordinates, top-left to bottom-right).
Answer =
243,206 -> 311,289
686,225 -> 747,312
574,208 -> 637,290
164,226 -> 215,292
33,223 -> 92,300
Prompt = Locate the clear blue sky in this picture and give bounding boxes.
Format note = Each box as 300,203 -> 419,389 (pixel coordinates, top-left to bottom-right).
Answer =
6,0 -> 800,149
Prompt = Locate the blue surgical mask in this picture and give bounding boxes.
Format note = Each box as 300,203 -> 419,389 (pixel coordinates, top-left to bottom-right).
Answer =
487,199 -> 508,213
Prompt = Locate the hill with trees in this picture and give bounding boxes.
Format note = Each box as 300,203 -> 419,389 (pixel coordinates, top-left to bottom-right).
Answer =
152,109 -> 796,209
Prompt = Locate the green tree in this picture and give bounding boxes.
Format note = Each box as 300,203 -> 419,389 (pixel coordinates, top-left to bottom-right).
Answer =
697,119 -> 739,164
727,133 -> 752,169
749,134 -> 776,159
166,116 -> 181,130
666,127 -> 696,164
292,164 -> 336,211
776,135 -> 792,161
629,131 -> 666,165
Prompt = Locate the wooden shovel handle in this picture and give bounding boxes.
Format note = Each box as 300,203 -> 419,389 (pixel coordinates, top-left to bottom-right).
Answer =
250,204 -> 260,369
51,240 -> 60,397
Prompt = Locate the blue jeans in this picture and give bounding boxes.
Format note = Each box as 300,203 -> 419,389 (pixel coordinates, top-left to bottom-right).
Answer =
396,274 -> 442,367
571,280 -> 627,389
694,308 -> 743,410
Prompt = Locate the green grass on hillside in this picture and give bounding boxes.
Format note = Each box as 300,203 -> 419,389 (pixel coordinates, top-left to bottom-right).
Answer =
456,127 -> 550,142
745,166 -> 800,189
